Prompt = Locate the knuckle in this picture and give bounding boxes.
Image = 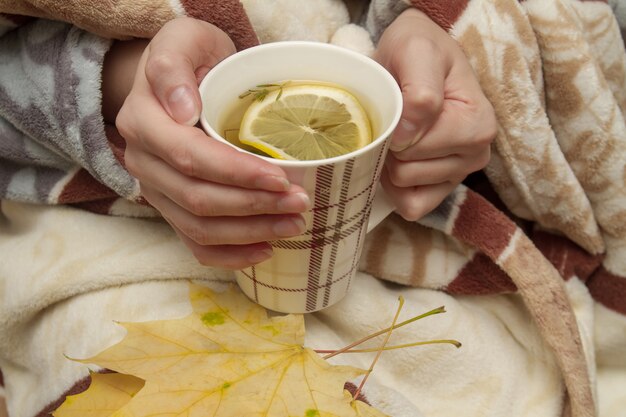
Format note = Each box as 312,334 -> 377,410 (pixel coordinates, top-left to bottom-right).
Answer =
478,124 -> 497,147
214,164 -> 238,185
460,148 -> 491,177
473,148 -> 492,171
486,121 -> 498,144
240,192 -> 264,214
393,192 -> 421,221
396,202 -> 423,222
391,149 -> 413,162
115,105 -> 134,141
410,87 -> 443,115
180,188 -> 208,216
145,52 -> 178,83
183,222 -> 214,245
387,165 -> 411,188
453,171 -> 469,185
396,192 -> 436,222
475,102 -> 498,145
169,142 -> 196,177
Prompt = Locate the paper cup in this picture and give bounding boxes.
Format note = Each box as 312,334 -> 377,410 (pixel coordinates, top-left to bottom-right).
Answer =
199,41 -> 402,313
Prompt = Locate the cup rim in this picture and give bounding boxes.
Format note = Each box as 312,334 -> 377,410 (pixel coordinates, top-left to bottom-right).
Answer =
199,41 -> 403,167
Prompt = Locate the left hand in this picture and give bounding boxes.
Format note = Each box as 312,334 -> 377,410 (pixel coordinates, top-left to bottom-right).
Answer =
112,18 -> 309,269
375,8 -> 497,221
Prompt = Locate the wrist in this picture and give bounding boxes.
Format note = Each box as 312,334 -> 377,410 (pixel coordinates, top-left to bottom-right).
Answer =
102,38 -> 149,124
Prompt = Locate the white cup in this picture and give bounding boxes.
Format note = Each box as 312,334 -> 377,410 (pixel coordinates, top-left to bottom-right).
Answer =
199,41 -> 402,313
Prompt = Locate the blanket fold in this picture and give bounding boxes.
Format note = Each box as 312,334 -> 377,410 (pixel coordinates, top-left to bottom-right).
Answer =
1,1 -> 626,417
0,0 -> 258,49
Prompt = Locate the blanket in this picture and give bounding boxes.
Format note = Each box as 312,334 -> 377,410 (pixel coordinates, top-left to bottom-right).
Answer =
0,0 -> 625,416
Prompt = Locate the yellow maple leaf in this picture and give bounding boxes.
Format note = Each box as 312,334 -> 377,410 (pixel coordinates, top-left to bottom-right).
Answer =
52,372 -> 144,417
66,284 -> 388,417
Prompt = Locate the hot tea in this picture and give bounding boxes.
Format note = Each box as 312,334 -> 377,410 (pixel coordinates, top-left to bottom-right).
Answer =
216,80 -> 375,161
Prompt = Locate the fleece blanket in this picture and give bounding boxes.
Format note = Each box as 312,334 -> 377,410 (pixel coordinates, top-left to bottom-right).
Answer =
0,0 -> 625,416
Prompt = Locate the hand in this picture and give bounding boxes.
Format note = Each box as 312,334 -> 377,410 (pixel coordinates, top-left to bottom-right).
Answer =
375,9 -> 496,221
113,18 -> 310,269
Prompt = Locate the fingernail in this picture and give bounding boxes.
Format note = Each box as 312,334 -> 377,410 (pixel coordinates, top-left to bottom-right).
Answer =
168,86 -> 198,126
390,118 -> 418,151
273,217 -> 306,237
277,192 -> 311,212
255,175 -> 290,192
248,248 -> 273,264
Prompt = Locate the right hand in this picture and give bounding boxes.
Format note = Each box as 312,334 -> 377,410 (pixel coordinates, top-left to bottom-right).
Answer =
116,17 -> 310,269
374,9 -> 495,221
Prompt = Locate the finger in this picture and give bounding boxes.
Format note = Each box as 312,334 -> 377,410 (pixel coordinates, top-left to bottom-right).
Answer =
388,38 -> 447,152
145,17 -> 236,125
393,99 -> 495,161
385,154 -> 468,187
120,99 -> 290,192
169,221 -> 274,269
142,186 -> 307,245
130,149 -> 310,216
381,170 -> 457,221
386,148 -> 490,187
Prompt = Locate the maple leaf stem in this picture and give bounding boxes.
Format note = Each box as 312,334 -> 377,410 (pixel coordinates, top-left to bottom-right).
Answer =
353,295 -> 405,401
314,338 -> 462,354
321,305 -> 446,360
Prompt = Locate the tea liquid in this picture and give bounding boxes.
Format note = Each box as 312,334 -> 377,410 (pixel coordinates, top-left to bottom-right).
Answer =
216,80 -> 375,158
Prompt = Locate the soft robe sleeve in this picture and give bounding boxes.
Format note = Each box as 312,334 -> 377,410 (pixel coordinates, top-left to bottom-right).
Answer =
0,19 -> 140,206
362,0 -> 411,42
364,0 -> 473,41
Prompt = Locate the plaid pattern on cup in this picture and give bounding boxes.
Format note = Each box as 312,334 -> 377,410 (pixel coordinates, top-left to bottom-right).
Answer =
236,141 -> 389,312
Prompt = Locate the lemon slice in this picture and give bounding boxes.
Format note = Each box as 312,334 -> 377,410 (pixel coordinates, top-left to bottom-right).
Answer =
238,84 -> 372,161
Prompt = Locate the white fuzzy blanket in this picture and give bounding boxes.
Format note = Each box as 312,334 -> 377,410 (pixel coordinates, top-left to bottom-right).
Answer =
0,201 -> 624,417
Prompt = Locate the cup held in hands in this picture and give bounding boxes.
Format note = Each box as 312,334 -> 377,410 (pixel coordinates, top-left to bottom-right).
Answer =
199,41 -> 402,313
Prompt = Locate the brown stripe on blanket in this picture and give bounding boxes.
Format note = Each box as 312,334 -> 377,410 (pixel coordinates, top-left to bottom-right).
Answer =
451,190 -> 516,259
498,230 -> 595,417
57,169 -> 118,204
532,230 -> 604,282
587,267 -> 626,314
410,0 -> 469,31
180,0 -> 259,50
445,253 -> 517,294
361,219 -> 393,279
70,197 -> 118,215
446,189 -> 595,417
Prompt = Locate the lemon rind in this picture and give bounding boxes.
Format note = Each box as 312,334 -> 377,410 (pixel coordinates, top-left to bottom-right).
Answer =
238,84 -> 371,161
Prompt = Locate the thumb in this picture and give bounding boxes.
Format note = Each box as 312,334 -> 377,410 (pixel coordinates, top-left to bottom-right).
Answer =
388,42 -> 446,152
392,83 -> 444,151
144,17 -> 236,126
